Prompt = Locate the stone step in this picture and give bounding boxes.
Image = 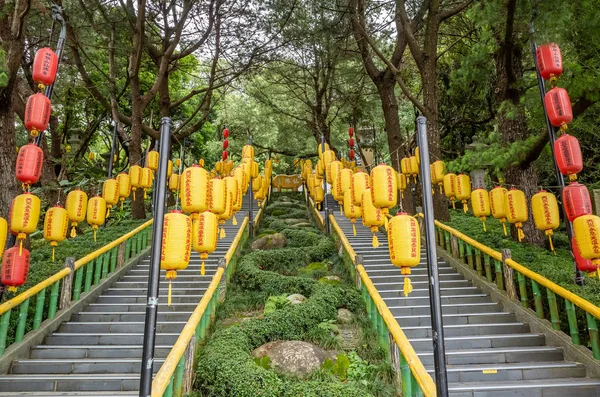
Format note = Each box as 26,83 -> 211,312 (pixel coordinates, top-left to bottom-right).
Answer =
29,345 -> 172,360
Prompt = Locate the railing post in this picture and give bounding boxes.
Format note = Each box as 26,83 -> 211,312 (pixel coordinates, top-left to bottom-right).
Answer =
181,337 -> 196,395
354,254 -> 363,289
501,249 -> 516,299
60,257 -> 75,310
450,234 -> 459,258
218,258 -> 227,302
118,241 -> 126,267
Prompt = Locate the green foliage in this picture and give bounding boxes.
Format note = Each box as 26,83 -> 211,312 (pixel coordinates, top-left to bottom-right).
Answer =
321,354 -> 350,381
263,294 -> 291,315
254,355 -> 272,370
299,262 -> 330,279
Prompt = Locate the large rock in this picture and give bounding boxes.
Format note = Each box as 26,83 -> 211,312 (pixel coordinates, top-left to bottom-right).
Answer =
252,340 -> 334,378
251,233 -> 287,250
286,293 -> 306,305
336,308 -> 355,324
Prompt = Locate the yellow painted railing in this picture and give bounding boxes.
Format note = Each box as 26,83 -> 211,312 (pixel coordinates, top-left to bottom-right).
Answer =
328,214 -> 436,397
152,216 -> 249,397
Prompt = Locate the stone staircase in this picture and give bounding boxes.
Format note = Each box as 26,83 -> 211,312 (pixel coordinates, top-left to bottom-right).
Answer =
0,214 -> 245,396
328,198 -> 600,397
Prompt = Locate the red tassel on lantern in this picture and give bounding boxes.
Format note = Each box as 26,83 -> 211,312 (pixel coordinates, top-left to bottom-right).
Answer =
24,93 -> 51,137
563,182 -> 592,222
223,128 -> 229,138
1,246 -> 31,292
554,134 -> 582,181
544,87 -> 573,129
15,144 -> 44,189
32,48 -> 59,89
536,43 -> 562,83
223,140 -> 229,149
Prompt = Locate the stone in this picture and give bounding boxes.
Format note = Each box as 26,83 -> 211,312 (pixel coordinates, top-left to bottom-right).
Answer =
252,340 -> 332,378
286,293 -> 306,305
336,308 -> 355,324
337,325 -> 362,350
318,275 -> 342,285
284,218 -> 308,225
292,222 -> 313,228
251,233 -> 287,250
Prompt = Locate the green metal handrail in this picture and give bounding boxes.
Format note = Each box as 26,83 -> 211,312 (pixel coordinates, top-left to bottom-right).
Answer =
0,220 -> 153,356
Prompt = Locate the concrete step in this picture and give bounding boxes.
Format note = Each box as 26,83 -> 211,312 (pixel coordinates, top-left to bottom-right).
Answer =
402,323 -> 531,339
102,288 -> 203,296
395,311 -> 516,327
418,346 -> 564,366
112,280 -> 213,289
44,332 -> 180,346
58,321 -> 186,334
11,358 -> 164,375
29,345 -> 172,359
83,302 -> 198,312
410,333 -> 545,351
368,273 -> 466,282
372,279 -> 471,289
378,286 -> 481,299
383,294 -> 492,307
0,374 -> 139,392
71,311 -> 192,322
389,302 -> 504,316
95,294 -> 202,304
447,378 -> 600,397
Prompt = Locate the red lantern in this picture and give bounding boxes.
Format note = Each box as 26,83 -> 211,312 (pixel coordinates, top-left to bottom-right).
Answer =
24,93 -> 51,136
348,127 -> 354,137
348,138 -> 355,147
544,87 -> 573,129
1,246 -> 30,292
563,182 -> 592,222
554,134 -> 582,181
223,140 -> 229,149
223,128 -> 229,138
222,151 -> 228,161
349,149 -> 355,160
572,238 -> 598,273
536,43 -> 562,82
32,48 -> 59,89
15,144 -> 44,188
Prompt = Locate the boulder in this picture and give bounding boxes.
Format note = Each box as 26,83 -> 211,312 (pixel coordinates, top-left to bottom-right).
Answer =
252,340 -> 334,378
251,233 -> 287,250
336,308 -> 355,324
318,275 -> 342,285
286,293 -> 306,305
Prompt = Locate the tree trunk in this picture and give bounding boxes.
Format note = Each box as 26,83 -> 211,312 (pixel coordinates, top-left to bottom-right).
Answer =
0,107 -> 20,218
130,99 -> 146,219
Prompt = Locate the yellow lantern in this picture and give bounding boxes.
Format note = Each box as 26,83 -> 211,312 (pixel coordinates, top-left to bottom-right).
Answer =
313,185 -> 324,209
129,165 -> 142,200
225,160 -> 234,175
431,160 -> 445,193
471,189 -> 491,231
66,189 -> 88,238
351,171 -> 370,206
505,189 -> 528,242
323,150 -> 336,168
180,165 -> 209,214
409,156 -> 418,183
574,215 -> 600,268
145,150 -> 159,171
209,178 -> 226,215
169,174 -> 179,193
160,210 -> 192,305
316,160 -> 324,179
415,147 -> 420,166
87,196 -> 106,241
139,167 -> 153,199
252,175 -> 262,193
116,173 -> 131,209
234,166 -> 248,194
370,164 -> 397,217
102,179 -> 119,218
0,217 -> 7,259
192,211 -> 218,275
401,157 -> 411,176
456,174 -> 471,213
388,212 -> 420,296
88,152 -> 96,161
532,190 -> 560,252
398,173 -> 407,199
318,142 -> 330,158
344,190 -> 361,236
443,173 -> 457,209
361,189 -> 385,248
255,176 -> 268,206
10,193 -> 41,255
327,160 -> 342,185
242,145 -> 255,160
43,206 -> 68,261
490,186 -> 508,235
175,158 -> 181,168
218,190 -> 234,239
243,158 -> 258,179
225,176 -> 240,226
334,168 -> 353,209
198,159 -> 205,167
307,173 -> 315,194
167,160 -> 173,178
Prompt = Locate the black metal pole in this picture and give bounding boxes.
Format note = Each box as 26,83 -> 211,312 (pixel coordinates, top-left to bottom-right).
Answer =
416,116 -> 449,396
107,122 -> 118,178
248,135 -> 254,237
139,117 -> 171,397
529,24 -> 584,286
321,133 -> 330,233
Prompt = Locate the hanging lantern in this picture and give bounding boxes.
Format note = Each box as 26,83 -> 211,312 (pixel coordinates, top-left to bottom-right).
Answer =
361,189 -> 385,248
255,176 -> 267,205
388,212 -> 420,297
167,160 -> 173,178
348,126 -> 354,137
180,165 -> 209,214
349,149 -> 355,160
431,160 -> 445,193
252,175 -> 262,193
10,193 -> 41,254
193,211 -> 218,276
223,139 -> 229,149
456,174 -> 471,213
401,158 -> 411,177
223,128 -> 229,138
169,174 -> 180,193
87,196 -> 106,241
563,182 -> 592,222
145,150 -> 159,171
208,178 -> 226,215
24,93 -> 51,137
398,172 -> 407,199
161,210 -> 192,305
348,138 -> 355,147
415,147 -> 420,166
32,47 -> 59,89
351,171 -> 370,206
242,144 -> 255,160
506,189 -> 528,242
531,190 -> 560,252
139,167 -> 153,199
545,87 -> 573,130
554,134 -> 582,181
343,190 -> 361,236
218,190 -> 234,239
231,175 -> 243,225
573,215 -> 600,269
175,158 -> 181,169
318,142 -> 330,158
1,246 -> 30,292
323,150 -> 336,169
233,166 -> 248,194
43,205 -> 68,261
334,168 -> 353,209
490,186 -> 509,235
327,160 -> 342,185
116,172 -> 131,209
102,179 -> 119,218
222,151 -> 228,161
536,43 -> 562,83
316,160 -> 324,179
370,164 -> 397,229
0,217 -> 6,259
129,165 -> 142,200
66,189 -> 88,238
409,156 -> 418,183
88,152 -> 96,162
572,237 -> 598,274
443,173 -> 457,209
313,185 -> 324,209
471,189 -> 491,231
15,144 -> 44,189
